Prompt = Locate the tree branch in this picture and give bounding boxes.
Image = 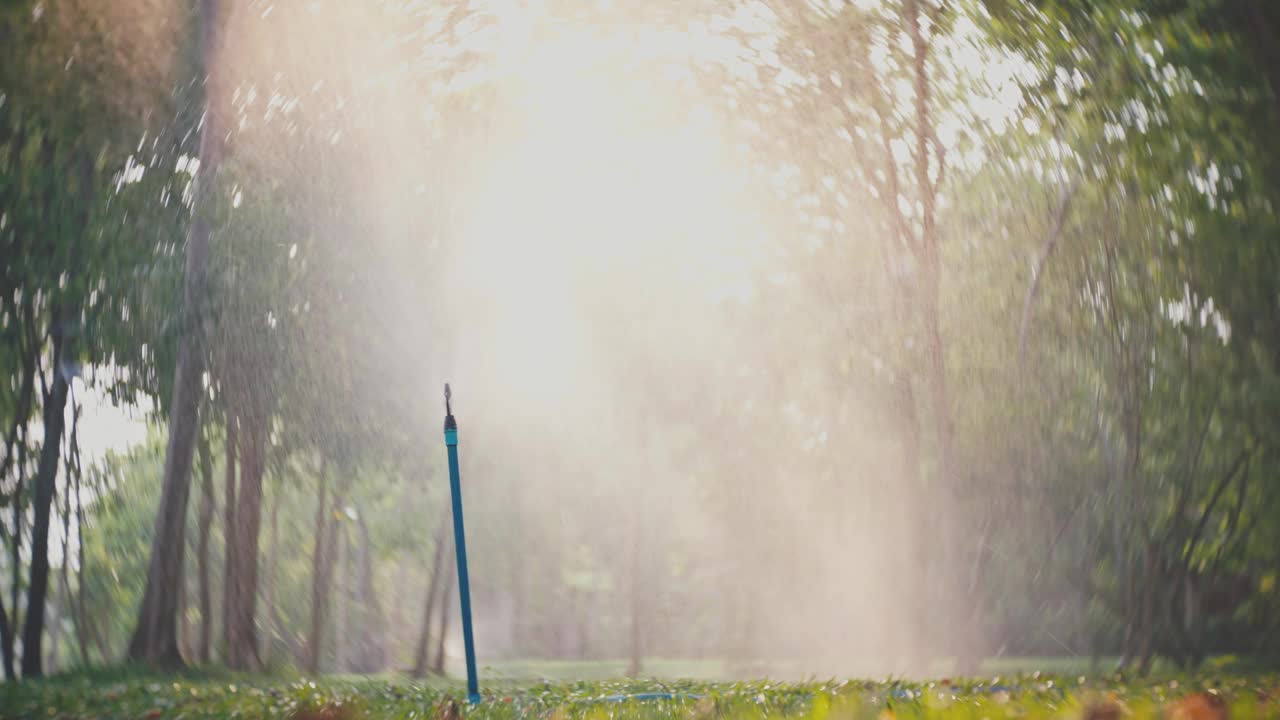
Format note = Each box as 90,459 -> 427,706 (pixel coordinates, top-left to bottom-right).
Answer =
1017,175 -> 1079,370
1182,446 -> 1250,569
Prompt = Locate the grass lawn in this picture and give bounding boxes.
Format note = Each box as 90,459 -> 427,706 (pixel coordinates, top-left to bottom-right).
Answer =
2,662 -> 1278,719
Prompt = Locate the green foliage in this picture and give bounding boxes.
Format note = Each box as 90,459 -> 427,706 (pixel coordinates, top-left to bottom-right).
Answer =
4,0 -> 1280,680
78,436 -> 168,660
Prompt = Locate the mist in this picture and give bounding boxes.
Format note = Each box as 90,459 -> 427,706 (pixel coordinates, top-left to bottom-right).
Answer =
4,0 -> 1278,692
363,1 -> 962,677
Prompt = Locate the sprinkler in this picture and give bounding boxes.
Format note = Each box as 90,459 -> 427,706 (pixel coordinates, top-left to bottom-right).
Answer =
443,384 -> 481,704
439,387 -> 697,706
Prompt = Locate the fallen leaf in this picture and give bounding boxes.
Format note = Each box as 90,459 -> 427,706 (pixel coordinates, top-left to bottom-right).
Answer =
1165,692 -> 1229,720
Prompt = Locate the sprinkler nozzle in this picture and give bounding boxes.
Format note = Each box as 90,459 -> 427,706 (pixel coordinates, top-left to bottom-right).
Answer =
444,383 -> 457,432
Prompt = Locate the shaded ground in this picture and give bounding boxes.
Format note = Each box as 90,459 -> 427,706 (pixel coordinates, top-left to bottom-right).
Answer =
2,666 -> 1279,719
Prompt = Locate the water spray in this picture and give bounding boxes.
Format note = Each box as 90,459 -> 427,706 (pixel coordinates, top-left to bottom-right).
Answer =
442,384 -> 701,702
443,384 -> 481,704
440,384 -> 697,706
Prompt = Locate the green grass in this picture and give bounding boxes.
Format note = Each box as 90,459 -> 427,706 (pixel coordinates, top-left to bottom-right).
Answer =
4,665 -> 1280,719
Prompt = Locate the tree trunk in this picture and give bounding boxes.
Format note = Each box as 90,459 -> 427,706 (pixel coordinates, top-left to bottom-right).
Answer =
348,509 -> 386,672
306,474 -> 328,674
904,0 -> 953,496
9,431 -> 24,656
47,572 -> 63,674
0,600 -> 14,679
866,35 -> 929,667
1,304 -> 37,676
412,519 -> 450,676
225,413 -> 266,670
432,556 -> 454,676
306,472 -> 340,674
71,414 -> 90,668
1017,177 -> 1078,369
261,485 -> 281,666
335,521 -> 350,673
176,551 -> 190,661
195,425 -> 215,664
58,402 -> 85,669
1,308 -> 37,676
21,330 -> 69,678
127,0 -> 226,668
222,411 -> 237,661
1,311 -> 40,680
904,0 -> 969,666
49,386 -> 79,674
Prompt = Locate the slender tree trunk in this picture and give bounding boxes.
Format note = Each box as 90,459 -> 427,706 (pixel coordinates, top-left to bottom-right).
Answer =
261,486 -> 280,665
307,472 -> 342,674
1,311 -> 37,676
71,417 -> 89,668
432,555 -> 455,676
222,412 -> 238,661
225,414 -> 266,670
127,0 -> 226,667
195,425 -> 215,663
1,313 -> 37,681
350,509 -> 385,672
176,556 -> 190,660
866,43 -> 929,667
0,600 -> 14,679
335,522 -> 350,673
1017,177 -> 1078,369
904,0 -> 953,491
49,381 -> 81,675
47,575 -> 63,674
57,403 -> 82,669
412,519 -> 449,676
1,307 -> 37,671
21,329 -> 69,678
126,186 -> 205,657
306,472 -> 329,673
9,432 -> 24,652
904,0 -> 970,667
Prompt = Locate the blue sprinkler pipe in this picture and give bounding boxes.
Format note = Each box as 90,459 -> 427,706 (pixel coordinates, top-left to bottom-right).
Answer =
443,384 -> 481,704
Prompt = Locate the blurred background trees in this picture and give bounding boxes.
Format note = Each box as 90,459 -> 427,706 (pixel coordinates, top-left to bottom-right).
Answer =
1,0 -> 1278,681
